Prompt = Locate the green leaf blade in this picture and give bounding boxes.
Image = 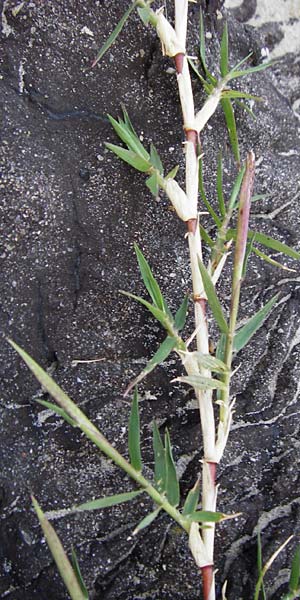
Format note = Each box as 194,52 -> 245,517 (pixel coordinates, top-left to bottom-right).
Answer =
199,9 -> 217,85
105,143 -> 150,172
199,224 -> 214,248
222,90 -> 262,101
35,399 -> 76,427
176,374 -> 227,391
133,507 -> 161,534
228,62 -> 273,81
193,352 -> 228,374
187,510 -> 230,523
71,549 -> 89,600
121,291 -> 172,331
220,21 -> 229,77
216,151 -> 226,217
146,173 -> 159,197
257,531 -> 267,600
253,246 -> 297,271
32,497 -> 86,600
134,243 -> 166,312
174,295 -> 189,332
125,336 -> 177,396
252,231 -> 300,260
227,166 -> 246,210
182,480 -> 200,516
199,158 -> 222,227
165,164 -> 179,180
129,388 -> 143,471
289,546 -> 300,592
153,422 -> 166,494
233,294 -> 279,353
92,2 -> 136,67
198,260 -> 229,334
76,490 -> 143,512
165,429 -> 180,507
221,97 -> 240,164
150,143 -> 164,174
107,115 -> 149,160
216,333 -> 227,365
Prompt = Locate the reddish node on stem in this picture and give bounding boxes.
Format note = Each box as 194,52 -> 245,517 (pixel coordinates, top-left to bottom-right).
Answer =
207,461 -> 217,486
174,52 -> 184,74
186,218 -> 197,235
185,129 -> 197,146
201,565 -> 214,600
185,128 -> 199,156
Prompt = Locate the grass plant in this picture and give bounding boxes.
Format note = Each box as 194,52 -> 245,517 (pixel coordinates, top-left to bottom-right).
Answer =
9,2 -> 300,599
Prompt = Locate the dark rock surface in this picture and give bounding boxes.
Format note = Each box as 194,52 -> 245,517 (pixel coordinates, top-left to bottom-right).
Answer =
1,1 -> 300,599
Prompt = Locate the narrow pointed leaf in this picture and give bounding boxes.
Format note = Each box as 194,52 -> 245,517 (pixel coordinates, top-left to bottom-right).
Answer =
199,9 -> 206,72
217,151 -> 226,217
92,2 -> 136,67
105,143 -> 150,172
76,490 -> 143,512
199,10 -> 217,85
235,99 -> 257,119
133,507 -> 161,535
221,90 -> 262,102
146,173 -> 159,197
137,6 -> 151,25
289,546 -> 300,592
108,115 -> 149,160
194,352 -> 228,373
150,144 -> 163,174
134,244 -> 172,318
121,291 -> 173,332
233,294 -> 279,353
259,248 -> 298,270
252,232 -> 300,260
125,336 -> 177,396
165,429 -> 180,507
176,374 -> 227,391
242,233 -> 256,277
227,166 -> 246,210
257,531 -> 267,600
32,497 -> 86,600
220,21 -> 229,77
71,549 -> 89,600
251,194 -> 267,203
198,259 -> 229,334
216,333 -> 227,365
188,58 -> 213,94
228,62 -> 273,81
200,224 -> 214,248
182,480 -> 200,516
8,340 -> 95,430
9,340 -> 154,496
129,388 -> 142,471
122,106 -> 138,137
120,105 -> 151,160
254,537 -> 293,600
227,228 -> 300,259
199,158 -> 222,227
174,295 -> 189,331
221,97 -> 240,164
186,510 -> 230,523
134,243 -> 163,310
228,52 -> 253,74
165,164 -> 179,180
35,399 -> 76,427
153,422 -> 166,493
